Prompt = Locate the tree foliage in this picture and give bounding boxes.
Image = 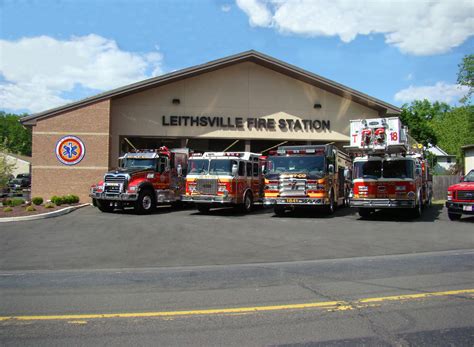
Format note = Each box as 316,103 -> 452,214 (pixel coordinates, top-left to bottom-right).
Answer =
399,99 -> 442,147
0,145 -> 15,188
0,111 -> 32,156
457,54 -> 473,104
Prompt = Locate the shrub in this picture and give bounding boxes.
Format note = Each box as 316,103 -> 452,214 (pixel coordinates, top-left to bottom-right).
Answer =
7,198 -> 25,207
25,206 -> 36,212
2,198 -> 11,206
32,197 -> 44,206
70,194 -> 80,204
44,202 -> 55,208
3,207 -> 12,212
63,195 -> 75,204
50,196 -> 64,206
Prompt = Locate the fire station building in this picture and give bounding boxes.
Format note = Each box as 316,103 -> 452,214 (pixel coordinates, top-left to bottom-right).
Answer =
21,50 -> 400,201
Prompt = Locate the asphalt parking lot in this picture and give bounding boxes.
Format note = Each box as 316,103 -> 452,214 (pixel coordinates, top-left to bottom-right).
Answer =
1,203 -> 473,271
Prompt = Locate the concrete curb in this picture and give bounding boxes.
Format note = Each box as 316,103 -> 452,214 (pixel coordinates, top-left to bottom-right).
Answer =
0,203 -> 91,223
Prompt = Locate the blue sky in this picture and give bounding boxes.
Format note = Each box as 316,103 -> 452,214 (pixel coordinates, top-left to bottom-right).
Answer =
1,0 -> 472,114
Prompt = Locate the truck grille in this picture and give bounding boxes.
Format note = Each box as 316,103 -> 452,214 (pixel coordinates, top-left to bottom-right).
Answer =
104,174 -> 127,184
457,190 -> 474,200
196,179 -> 218,195
280,178 -> 307,197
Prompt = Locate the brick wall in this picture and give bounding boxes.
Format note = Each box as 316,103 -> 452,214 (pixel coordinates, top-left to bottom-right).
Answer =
31,99 -> 111,203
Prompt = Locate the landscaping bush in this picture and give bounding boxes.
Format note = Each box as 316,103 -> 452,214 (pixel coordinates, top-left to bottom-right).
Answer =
25,206 -> 36,212
50,196 -> 64,206
32,197 -> 43,206
3,207 -> 12,212
7,198 -> 25,207
63,195 -> 75,204
44,202 -> 55,208
70,194 -> 80,204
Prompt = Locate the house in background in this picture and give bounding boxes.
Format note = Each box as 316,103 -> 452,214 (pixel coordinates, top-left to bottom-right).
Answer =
426,145 -> 456,174
462,144 -> 474,174
1,152 -> 32,178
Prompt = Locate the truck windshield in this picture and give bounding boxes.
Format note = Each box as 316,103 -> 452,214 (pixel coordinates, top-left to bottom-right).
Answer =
383,160 -> 414,179
267,156 -> 325,177
209,159 -> 237,175
122,158 -> 156,169
354,161 -> 382,179
188,159 -> 209,174
464,170 -> 474,182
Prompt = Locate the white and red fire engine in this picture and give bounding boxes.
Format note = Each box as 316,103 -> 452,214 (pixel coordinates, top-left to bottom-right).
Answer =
90,147 -> 191,214
182,152 -> 265,213
345,117 -> 432,218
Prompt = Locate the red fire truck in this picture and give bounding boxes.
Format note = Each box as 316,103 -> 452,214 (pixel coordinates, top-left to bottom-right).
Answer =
446,169 -> 474,221
182,152 -> 265,213
263,145 -> 352,216
345,117 -> 432,218
90,147 -> 191,214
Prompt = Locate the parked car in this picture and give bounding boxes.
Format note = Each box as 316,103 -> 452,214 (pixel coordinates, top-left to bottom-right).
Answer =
445,169 -> 474,220
15,173 -> 31,188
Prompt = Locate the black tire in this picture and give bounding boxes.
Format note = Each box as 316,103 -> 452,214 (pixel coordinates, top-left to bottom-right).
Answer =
274,205 -> 286,217
326,189 -> 336,214
358,208 -> 372,219
171,200 -> 183,209
411,192 -> 423,218
96,199 -> 115,213
448,211 -> 462,221
241,192 -> 253,213
135,189 -> 156,214
197,204 -> 211,214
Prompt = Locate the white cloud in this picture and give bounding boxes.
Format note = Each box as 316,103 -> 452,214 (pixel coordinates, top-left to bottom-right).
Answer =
236,0 -> 272,26
0,35 -> 164,113
221,4 -> 232,12
236,0 -> 474,55
394,82 -> 469,104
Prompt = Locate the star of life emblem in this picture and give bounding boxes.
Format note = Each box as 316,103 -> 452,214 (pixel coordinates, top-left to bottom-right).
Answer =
55,135 -> 86,165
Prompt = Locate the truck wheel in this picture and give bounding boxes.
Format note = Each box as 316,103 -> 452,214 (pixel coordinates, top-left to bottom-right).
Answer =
241,192 -> 253,213
326,189 -> 336,214
135,189 -> 156,214
96,199 -> 114,213
197,204 -> 211,214
274,206 -> 285,217
448,211 -> 462,221
411,192 -> 423,218
358,208 -> 372,219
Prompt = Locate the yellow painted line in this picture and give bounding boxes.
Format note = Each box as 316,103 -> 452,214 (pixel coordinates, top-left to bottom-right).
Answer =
0,289 -> 472,322
358,288 -> 474,304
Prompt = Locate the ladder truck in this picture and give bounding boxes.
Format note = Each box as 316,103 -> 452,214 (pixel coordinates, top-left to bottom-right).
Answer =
345,117 -> 432,218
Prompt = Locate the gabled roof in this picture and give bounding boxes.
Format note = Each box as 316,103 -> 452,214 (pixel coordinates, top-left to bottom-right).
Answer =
427,145 -> 455,157
1,152 -> 32,163
21,50 -> 401,125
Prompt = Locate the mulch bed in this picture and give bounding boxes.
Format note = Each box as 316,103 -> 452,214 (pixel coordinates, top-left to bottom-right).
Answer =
0,203 -> 81,218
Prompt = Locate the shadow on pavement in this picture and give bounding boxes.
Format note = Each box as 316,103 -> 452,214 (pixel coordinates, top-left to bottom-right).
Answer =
355,204 -> 444,222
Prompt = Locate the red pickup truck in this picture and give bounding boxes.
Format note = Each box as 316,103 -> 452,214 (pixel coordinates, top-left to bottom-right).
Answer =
445,169 -> 474,221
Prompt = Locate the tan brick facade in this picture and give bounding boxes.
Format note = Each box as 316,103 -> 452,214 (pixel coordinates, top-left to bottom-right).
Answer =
31,100 -> 111,202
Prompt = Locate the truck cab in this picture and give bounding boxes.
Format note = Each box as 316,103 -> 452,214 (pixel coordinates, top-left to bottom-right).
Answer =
446,170 -> 474,220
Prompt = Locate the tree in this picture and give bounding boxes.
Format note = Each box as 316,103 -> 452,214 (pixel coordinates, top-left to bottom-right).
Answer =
0,112 -> 32,156
457,54 -> 473,104
0,145 -> 15,189
430,105 -> 474,163
399,100 -> 444,146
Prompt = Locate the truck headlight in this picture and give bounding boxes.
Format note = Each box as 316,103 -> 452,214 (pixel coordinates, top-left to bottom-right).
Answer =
447,191 -> 453,201
128,186 -> 137,192
265,184 -> 279,190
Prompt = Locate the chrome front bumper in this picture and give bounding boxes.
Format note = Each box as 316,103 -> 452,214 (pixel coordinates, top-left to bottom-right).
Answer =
89,192 -> 138,201
350,198 -> 415,208
264,197 -> 327,206
182,195 -> 236,204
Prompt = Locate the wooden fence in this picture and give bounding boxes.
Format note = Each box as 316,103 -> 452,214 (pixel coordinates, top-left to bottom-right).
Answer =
432,175 -> 461,200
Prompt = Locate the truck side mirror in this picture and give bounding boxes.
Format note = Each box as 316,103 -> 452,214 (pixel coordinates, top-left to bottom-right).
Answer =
177,164 -> 183,177
232,164 -> 238,176
344,168 -> 351,180
261,165 -> 266,175
328,164 -> 334,175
